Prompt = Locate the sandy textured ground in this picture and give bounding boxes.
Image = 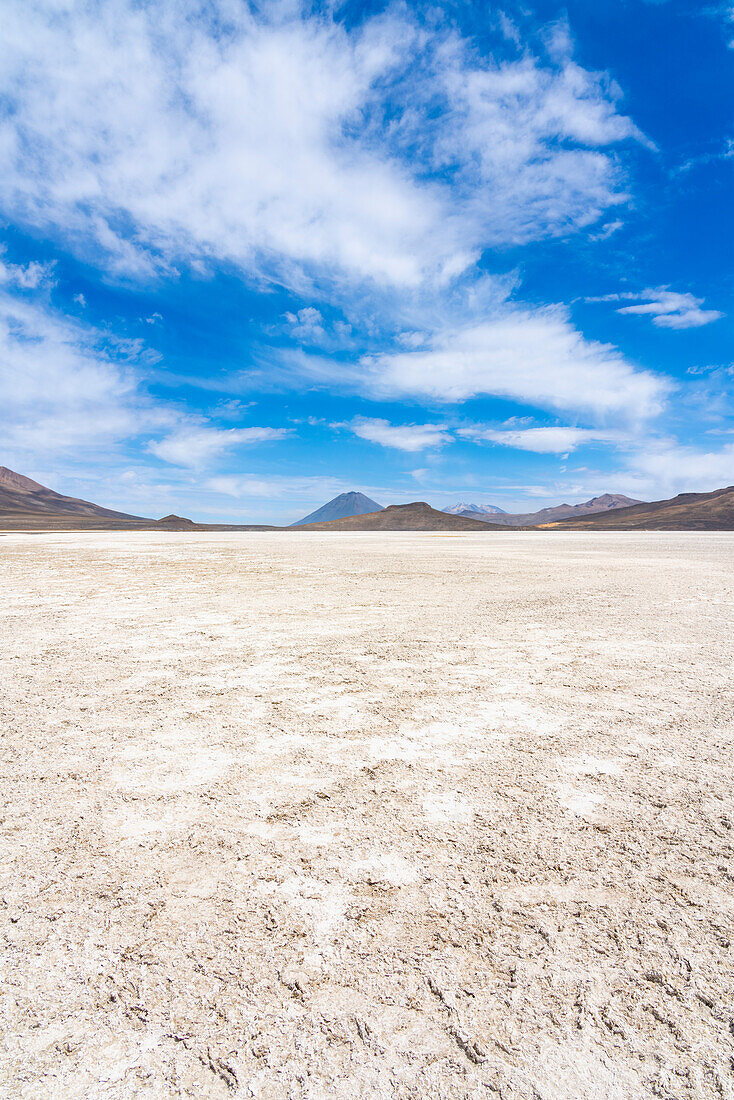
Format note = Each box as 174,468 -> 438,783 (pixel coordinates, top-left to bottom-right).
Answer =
1,532 -> 733,1099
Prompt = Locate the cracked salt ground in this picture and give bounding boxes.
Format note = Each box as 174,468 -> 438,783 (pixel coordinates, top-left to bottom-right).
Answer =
565,756 -> 623,777
260,877 -> 350,945
555,755 -> 625,820
349,854 -> 421,889
557,788 -> 605,819
1,530 -> 733,1099
422,793 -> 473,824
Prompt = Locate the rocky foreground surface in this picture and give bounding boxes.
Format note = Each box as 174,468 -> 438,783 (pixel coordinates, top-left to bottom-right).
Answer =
1,531 -> 733,1098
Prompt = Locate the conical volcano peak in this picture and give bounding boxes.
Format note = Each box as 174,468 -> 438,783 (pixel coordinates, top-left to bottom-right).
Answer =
291,491 -> 383,527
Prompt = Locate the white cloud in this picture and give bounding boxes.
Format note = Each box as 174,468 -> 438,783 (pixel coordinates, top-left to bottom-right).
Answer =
458,425 -> 623,453
515,436 -> 734,503
724,6 -> 734,48
359,308 -> 670,421
212,399 -> 256,420
344,417 -> 452,452
0,250 -> 55,289
496,12 -> 522,47
616,288 -> 723,330
627,439 -> 734,494
149,426 -> 289,468
422,29 -> 647,245
0,1 -> 644,291
0,274 -> 289,473
675,137 -> 734,175
284,307 -> 326,343
206,474 -> 352,501
590,220 -> 623,241
0,290 -> 169,459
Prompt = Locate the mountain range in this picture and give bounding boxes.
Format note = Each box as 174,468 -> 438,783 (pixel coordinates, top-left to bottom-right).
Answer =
1,466 -> 733,531
442,502 -> 507,517
302,490 -> 734,531
443,494 -> 641,526
542,486 -> 734,530
297,502 -> 505,531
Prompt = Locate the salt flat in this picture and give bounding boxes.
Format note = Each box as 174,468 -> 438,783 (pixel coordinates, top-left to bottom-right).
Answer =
1,531 -> 733,1099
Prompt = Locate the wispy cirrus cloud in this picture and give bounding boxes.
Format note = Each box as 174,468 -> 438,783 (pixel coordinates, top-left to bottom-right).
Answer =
587,287 -> 724,329
457,425 -> 624,453
720,5 -> 734,47
0,1 -> 645,293
674,138 -> 734,175
0,249 -> 56,289
0,279 -> 288,478
336,418 -> 631,458
342,418 -> 630,457
623,438 -> 734,495
270,303 -> 671,424
206,474 -> 355,501
617,289 -> 724,329
340,417 -> 452,452
284,308 -> 327,344
358,308 -> 670,421
149,425 -> 290,468
0,290 -> 166,460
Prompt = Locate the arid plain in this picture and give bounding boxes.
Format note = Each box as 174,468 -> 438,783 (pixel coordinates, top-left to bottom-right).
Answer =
1,531 -> 733,1099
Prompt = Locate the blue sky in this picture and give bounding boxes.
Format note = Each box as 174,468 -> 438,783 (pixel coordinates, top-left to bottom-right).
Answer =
0,0 -> 732,524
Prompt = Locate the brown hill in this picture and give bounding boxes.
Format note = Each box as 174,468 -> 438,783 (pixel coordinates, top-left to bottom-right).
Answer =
0,466 -> 277,532
543,485 -> 734,530
0,465 -> 146,519
156,514 -> 198,529
299,502 -> 507,531
0,466 -> 156,530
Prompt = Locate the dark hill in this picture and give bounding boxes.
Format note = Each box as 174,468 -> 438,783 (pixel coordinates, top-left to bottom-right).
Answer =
0,465 -> 283,531
542,486 -> 734,530
0,465 -> 146,520
0,465 -> 154,529
157,514 -> 198,529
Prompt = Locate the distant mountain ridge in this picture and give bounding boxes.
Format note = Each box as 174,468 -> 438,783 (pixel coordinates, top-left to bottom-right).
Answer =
291,491 -> 383,527
451,493 -> 642,526
542,486 -> 734,530
2,465 -> 733,531
443,502 -> 507,516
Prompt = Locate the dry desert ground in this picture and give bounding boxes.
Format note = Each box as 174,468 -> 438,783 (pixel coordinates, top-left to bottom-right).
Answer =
1,531 -> 733,1100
